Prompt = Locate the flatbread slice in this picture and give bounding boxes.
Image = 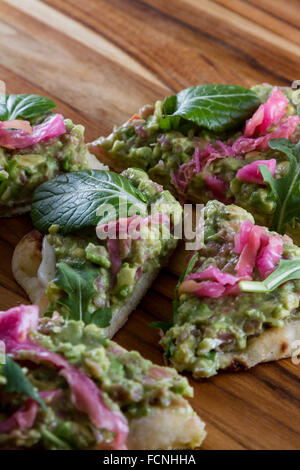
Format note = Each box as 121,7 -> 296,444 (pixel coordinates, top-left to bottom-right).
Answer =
89,84 -> 300,241
12,229 -> 162,338
159,200 -> 300,378
0,93 -> 107,218
0,304 -> 206,450
12,168 -> 182,338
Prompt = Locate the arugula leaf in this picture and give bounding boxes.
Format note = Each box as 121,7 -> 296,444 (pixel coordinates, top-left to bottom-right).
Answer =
0,94 -> 56,122
31,170 -> 148,235
259,139 -> 300,234
2,356 -> 46,411
91,307 -> 112,328
54,262 -> 112,327
239,259 -> 300,293
150,320 -> 173,334
150,252 -> 199,332
41,429 -> 72,450
160,84 -> 260,133
203,351 -> 217,361
173,252 -> 199,319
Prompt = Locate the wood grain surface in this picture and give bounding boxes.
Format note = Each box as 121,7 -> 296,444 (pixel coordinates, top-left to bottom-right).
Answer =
0,0 -> 300,449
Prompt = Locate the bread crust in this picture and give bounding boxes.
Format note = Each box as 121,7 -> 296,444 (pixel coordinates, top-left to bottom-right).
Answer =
104,267 -> 160,338
12,230 -> 49,311
0,152 -> 107,218
219,319 -> 300,372
127,399 -> 206,450
88,142 -> 125,172
86,152 -> 109,170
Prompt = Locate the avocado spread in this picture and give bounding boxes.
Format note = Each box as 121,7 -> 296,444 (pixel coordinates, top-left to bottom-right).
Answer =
0,315 -> 192,449
160,200 -> 300,378
0,119 -> 91,209
95,85 -> 300,237
46,169 -> 182,329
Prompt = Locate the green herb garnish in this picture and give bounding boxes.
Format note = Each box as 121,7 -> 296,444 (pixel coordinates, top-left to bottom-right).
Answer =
2,356 -> 47,411
239,259 -> 300,293
54,262 -> 112,327
31,170 -> 148,235
41,429 -> 72,450
0,94 -> 56,122
160,84 -> 260,132
150,252 -> 199,332
259,139 -> 300,234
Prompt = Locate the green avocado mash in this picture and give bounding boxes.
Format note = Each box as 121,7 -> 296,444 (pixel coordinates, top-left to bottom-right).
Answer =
160,200 -> 300,378
0,316 -> 192,449
0,119 -> 92,210
94,85 -> 300,239
45,169 -> 182,330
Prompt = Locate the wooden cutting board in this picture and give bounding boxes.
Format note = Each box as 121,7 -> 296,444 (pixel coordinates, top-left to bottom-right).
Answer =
0,0 -> 299,450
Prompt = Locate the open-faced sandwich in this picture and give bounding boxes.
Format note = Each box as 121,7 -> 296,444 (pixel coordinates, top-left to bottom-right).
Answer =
89,84 -> 300,240
0,304 -> 206,449
0,93 -> 105,216
155,200 -> 300,379
12,168 -> 182,338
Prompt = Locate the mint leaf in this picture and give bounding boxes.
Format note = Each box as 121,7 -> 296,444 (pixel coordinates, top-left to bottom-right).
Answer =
259,139 -> 300,234
54,262 -> 112,327
159,95 -> 181,131
161,84 -> 260,132
3,356 -> 46,411
164,95 -> 177,115
31,170 -> 148,235
0,94 -> 56,122
150,252 -> 199,333
239,259 -> 300,293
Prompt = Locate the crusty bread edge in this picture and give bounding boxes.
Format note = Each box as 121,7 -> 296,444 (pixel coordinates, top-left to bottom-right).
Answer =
12,230 -> 48,308
86,152 -> 109,171
88,142 -> 125,172
218,318 -> 300,373
127,400 -> 206,450
103,267 -> 160,337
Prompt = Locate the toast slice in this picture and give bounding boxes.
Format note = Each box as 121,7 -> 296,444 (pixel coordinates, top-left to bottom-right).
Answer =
0,93 -> 107,217
0,304 -> 206,450
12,168 -> 182,338
158,200 -> 300,378
89,84 -> 300,241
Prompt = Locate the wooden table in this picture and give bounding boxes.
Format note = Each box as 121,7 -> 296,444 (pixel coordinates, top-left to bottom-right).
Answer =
0,0 -> 300,450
